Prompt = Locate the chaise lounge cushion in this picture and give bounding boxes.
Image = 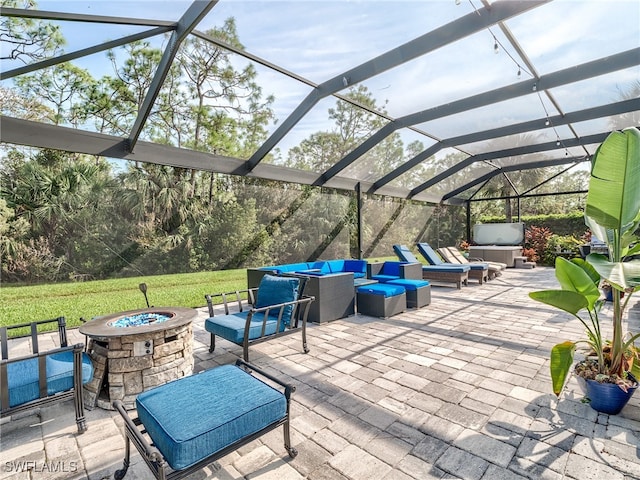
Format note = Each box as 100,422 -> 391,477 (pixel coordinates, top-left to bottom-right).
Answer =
464,263 -> 490,272
418,242 -> 489,272
418,242 -> 474,267
421,264 -> 469,273
438,246 -> 506,272
394,245 -> 470,273
136,364 -> 287,471
6,352 -> 94,408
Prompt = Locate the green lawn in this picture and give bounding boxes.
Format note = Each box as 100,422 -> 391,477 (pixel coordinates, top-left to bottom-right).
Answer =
1,256 -> 397,334
0,269 -> 247,331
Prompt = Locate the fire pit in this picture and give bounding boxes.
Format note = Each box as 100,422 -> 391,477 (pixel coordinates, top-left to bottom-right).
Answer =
79,307 -> 197,410
108,311 -> 172,328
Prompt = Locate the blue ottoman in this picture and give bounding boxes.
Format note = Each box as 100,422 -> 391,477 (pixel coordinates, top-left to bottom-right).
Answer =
356,284 -> 406,318
113,360 -> 296,480
387,278 -> 431,308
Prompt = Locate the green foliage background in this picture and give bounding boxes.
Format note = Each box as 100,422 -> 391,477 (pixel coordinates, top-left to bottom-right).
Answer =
479,212 -> 588,238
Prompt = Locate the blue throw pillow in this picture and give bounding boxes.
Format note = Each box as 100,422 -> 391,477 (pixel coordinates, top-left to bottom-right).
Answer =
255,275 -> 300,326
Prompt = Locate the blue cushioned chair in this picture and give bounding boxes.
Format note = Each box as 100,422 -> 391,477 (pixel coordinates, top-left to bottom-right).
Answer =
417,242 -> 489,285
0,317 -> 94,433
369,261 -> 403,282
204,275 -> 315,361
368,260 -> 422,282
393,244 -> 470,289
113,359 -> 297,480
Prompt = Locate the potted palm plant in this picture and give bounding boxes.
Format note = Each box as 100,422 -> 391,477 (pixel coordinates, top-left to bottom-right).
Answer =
529,126 -> 640,414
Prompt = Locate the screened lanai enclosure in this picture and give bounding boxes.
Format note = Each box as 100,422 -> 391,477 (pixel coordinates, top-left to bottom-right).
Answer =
1,0 -> 639,282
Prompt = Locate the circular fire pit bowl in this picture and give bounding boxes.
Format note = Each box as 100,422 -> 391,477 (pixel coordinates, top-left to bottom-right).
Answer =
80,307 -> 198,410
80,307 -> 196,338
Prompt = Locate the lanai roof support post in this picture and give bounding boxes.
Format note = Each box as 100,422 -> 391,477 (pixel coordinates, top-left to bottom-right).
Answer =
466,201 -> 472,244
356,183 -> 363,260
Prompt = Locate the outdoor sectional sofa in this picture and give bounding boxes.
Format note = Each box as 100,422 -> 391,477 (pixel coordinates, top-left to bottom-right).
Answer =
247,259 -> 367,323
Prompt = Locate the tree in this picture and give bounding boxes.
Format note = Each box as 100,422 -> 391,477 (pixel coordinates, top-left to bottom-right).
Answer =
288,85 -> 389,172
116,163 -> 197,236
0,85 -> 51,120
82,41 -> 165,138
14,63 -> 94,126
1,0 -> 64,64
1,149 -> 117,280
178,18 -> 275,158
176,18 -> 275,196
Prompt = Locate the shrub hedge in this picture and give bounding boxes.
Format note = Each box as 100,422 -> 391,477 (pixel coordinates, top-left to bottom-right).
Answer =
479,212 -> 587,238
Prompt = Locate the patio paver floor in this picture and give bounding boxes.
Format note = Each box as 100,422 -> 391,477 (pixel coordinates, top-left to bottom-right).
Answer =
2,267 -> 640,480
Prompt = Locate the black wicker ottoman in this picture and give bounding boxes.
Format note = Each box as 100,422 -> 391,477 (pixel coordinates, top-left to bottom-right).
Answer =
356,284 -> 406,318
386,278 -> 431,308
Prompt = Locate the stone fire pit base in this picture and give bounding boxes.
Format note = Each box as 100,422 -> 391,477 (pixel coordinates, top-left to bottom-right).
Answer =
81,308 -> 196,410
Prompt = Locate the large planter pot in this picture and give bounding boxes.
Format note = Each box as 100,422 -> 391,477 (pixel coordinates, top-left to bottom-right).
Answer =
576,374 -> 637,415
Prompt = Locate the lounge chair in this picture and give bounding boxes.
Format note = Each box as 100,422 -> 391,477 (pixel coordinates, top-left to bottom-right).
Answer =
204,274 -> 314,361
437,246 -> 506,279
416,242 -> 489,285
393,244 -> 470,289
1,317 -> 94,434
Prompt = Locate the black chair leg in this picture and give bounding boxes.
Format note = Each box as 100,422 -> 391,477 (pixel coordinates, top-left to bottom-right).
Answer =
283,416 -> 297,458
114,436 -> 131,480
74,392 -> 87,433
302,331 -> 309,354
